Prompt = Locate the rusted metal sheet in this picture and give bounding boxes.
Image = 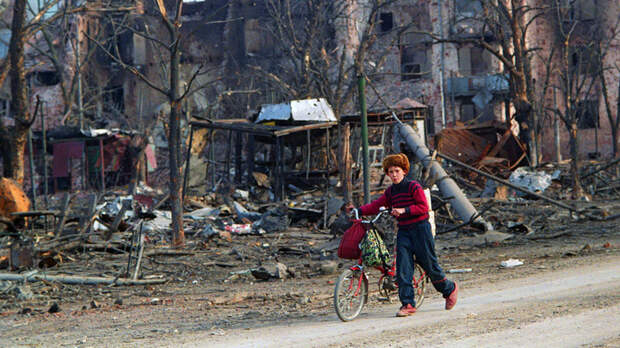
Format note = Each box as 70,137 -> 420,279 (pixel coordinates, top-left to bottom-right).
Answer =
435,128 -> 492,165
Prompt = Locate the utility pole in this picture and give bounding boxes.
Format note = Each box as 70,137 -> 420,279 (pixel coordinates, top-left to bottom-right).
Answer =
358,74 -> 370,204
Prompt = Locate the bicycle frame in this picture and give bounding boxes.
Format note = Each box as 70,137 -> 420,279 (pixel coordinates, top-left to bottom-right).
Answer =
349,208 -> 427,299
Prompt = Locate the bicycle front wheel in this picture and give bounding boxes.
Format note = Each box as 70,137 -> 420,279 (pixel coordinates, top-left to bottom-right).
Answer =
334,268 -> 367,321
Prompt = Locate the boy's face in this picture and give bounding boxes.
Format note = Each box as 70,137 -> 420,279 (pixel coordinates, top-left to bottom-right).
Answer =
387,166 -> 405,184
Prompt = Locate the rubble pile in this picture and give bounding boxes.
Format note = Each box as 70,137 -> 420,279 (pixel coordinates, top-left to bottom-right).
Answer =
1,135 -> 619,315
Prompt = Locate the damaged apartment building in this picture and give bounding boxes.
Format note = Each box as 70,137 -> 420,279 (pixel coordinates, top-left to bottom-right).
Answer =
0,0 -> 618,192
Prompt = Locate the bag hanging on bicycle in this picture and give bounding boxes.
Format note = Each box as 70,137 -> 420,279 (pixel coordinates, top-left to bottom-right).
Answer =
337,220 -> 365,259
360,229 -> 391,267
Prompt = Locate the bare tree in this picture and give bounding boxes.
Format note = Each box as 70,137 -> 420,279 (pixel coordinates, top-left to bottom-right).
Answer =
546,0 -> 618,198
1,0 -> 66,183
431,0 -> 552,166
85,0 -> 224,247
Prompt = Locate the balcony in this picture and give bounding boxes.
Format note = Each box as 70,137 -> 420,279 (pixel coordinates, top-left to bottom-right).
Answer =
446,74 -> 509,97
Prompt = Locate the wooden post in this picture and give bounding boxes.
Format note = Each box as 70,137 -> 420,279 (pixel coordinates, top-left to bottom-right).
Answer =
41,102 -> 48,208
182,125 -> 194,202
306,130 -> 311,179
78,193 -> 97,236
225,130 -> 233,183
247,134 -> 255,184
99,138 -> 105,192
235,131 -> 242,184
278,137 -> 285,199
209,129 -> 215,190
323,127 -> 330,229
342,123 -> 352,202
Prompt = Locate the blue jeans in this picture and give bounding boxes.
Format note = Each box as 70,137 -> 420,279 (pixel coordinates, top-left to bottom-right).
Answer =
396,220 -> 455,307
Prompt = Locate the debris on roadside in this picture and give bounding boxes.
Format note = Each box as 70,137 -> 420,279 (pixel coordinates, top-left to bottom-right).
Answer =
500,259 -> 524,268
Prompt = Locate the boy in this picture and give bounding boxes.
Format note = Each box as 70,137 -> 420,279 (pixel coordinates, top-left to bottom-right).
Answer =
347,153 -> 457,317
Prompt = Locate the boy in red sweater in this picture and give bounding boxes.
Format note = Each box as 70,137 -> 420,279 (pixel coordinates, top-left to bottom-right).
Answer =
347,153 -> 458,317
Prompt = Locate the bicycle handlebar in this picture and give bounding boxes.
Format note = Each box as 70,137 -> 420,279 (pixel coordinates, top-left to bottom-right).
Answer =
353,207 -> 391,224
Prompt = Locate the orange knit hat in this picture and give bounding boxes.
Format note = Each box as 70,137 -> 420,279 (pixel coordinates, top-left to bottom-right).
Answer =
382,153 -> 409,174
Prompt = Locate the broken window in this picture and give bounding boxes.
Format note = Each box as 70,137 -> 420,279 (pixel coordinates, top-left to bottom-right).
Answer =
0,98 -> 9,118
459,97 -> 479,122
401,45 -> 431,81
570,45 -> 600,76
563,0 -> 596,22
458,45 -> 491,76
245,18 -> 275,57
0,29 -> 10,60
576,99 -> 599,129
379,12 -> 393,32
103,85 -> 125,116
31,71 -> 61,86
455,0 -> 482,19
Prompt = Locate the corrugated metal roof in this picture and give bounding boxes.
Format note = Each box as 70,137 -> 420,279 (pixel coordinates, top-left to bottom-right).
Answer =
256,98 -> 336,123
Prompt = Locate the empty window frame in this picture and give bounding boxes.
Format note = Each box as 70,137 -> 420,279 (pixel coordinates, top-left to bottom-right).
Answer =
576,99 -> 599,129
401,45 -> 431,81
454,0 -> 483,19
379,12 -> 394,32
459,97 -> 479,122
103,85 -> 125,116
458,46 -> 491,76
570,45 -> 601,76
563,0 -> 596,22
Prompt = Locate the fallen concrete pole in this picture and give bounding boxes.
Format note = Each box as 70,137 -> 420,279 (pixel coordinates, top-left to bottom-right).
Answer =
0,272 -> 166,285
393,123 -> 493,231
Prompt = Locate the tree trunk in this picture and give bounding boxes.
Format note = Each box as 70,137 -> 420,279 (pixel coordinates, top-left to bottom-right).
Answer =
338,123 -> 352,202
7,0 -> 30,185
168,42 -> 184,248
569,122 -> 583,199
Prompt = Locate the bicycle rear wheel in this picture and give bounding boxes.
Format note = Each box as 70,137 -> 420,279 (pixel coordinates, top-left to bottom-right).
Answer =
334,269 -> 367,321
413,263 -> 427,308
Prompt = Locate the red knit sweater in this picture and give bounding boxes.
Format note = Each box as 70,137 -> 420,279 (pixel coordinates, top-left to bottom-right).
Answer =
359,179 -> 429,227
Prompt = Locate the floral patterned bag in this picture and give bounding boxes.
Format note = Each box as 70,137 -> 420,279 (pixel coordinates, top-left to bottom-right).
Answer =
360,229 -> 391,267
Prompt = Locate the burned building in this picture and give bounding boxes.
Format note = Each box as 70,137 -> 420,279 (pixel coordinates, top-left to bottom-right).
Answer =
1,0 -> 619,193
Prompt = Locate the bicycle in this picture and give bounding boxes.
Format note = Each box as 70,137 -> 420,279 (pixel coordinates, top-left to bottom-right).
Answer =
333,208 -> 428,322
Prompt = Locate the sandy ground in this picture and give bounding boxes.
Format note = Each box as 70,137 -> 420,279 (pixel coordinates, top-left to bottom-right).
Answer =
1,215 -> 619,347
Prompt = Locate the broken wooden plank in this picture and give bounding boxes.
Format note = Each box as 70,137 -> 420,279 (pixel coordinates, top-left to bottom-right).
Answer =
54,193 -> 71,238
79,193 -> 98,236
0,272 -> 166,285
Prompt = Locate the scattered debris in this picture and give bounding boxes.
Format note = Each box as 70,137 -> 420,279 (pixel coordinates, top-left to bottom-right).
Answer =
500,259 -> 524,268
447,268 -> 473,273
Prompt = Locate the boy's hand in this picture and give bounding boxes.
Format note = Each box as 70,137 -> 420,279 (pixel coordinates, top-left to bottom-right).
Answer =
391,208 -> 405,217
344,203 -> 355,214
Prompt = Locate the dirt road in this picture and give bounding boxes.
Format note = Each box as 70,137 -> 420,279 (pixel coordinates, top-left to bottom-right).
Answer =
1,221 -> 618,348
177,258 -> 620,348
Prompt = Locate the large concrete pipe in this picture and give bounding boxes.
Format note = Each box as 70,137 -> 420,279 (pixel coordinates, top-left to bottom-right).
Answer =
393,123 -> 493,231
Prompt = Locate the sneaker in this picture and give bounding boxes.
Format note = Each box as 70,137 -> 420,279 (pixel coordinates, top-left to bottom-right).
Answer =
445,281 -> 458,310
396,304 -> 416,317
